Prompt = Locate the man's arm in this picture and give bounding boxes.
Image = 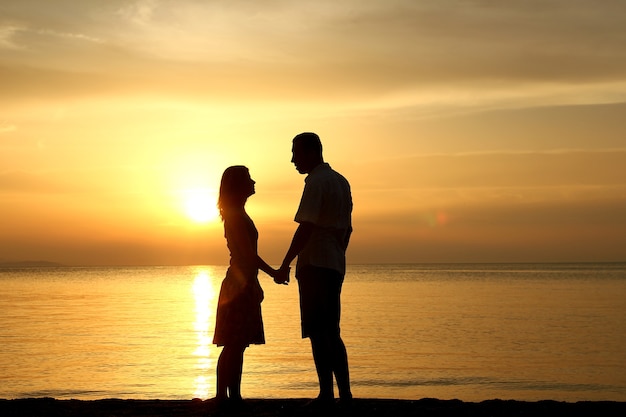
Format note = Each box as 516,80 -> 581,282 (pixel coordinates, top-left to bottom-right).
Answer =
280,221 -> 315,271
343,226 -> 353,251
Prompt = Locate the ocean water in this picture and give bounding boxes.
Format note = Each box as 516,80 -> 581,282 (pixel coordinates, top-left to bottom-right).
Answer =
1,263 -> 625,402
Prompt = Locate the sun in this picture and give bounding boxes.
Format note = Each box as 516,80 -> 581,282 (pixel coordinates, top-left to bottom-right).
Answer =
183,189 -> 219,224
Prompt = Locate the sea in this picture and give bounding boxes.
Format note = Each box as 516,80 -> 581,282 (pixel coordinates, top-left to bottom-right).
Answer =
1,263 -> 625,402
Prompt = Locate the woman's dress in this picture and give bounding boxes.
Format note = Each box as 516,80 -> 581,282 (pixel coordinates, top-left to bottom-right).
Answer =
213,211 -> 265,347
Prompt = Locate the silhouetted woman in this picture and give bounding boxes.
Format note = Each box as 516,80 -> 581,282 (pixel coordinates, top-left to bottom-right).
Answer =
213,165 -> 279,405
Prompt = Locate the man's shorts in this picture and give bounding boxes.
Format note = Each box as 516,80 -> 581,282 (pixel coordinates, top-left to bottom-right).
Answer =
296,265 -> 344,338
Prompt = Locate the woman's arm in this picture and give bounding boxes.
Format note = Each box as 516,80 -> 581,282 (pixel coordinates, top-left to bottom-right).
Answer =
225,215 -> 278,278
257,256 -> 278,278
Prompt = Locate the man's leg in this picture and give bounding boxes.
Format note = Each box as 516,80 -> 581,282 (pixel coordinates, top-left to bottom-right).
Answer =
309,332 -> 334,400
299,266 -> 351,401
332,334 -> 352,400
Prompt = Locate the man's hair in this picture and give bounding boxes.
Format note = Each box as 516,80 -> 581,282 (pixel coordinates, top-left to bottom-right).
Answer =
293,132 -> 323,156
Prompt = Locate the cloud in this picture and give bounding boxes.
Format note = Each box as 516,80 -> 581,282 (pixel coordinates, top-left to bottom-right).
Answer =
0,170 -> 66,194
0,121 -> 17,134
34,27 -> 103,44
0,23 -> 22,49
5,1 -> 626,74
354,148 -> 626,192
2,0 -> 626,113
116,0 -> 158,26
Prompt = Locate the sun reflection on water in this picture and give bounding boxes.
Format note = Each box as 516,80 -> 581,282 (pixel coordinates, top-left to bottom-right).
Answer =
192,269 -> 217,399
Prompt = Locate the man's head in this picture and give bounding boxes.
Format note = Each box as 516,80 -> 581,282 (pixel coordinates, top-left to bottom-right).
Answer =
291,132 -> 323,174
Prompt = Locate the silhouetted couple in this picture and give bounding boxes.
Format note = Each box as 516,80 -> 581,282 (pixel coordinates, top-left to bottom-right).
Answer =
212,132 -> 353,410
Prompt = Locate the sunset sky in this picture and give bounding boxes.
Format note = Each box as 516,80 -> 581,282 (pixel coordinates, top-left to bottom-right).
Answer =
2,0 -> 625,266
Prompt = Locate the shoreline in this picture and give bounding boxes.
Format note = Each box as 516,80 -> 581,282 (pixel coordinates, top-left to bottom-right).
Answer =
1,398 -> 625,417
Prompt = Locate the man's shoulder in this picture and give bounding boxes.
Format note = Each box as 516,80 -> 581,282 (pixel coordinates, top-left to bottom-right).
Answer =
327,166 -> 351,190
308,163 -> 348,182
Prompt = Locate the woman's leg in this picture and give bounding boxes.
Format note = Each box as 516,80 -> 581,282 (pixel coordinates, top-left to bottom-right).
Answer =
216,344 -> 247,400
228,345 -> 246,401
216,346 -> 230,400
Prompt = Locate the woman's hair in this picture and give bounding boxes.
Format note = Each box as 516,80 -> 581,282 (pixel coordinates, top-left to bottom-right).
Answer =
218,165 -> 250,219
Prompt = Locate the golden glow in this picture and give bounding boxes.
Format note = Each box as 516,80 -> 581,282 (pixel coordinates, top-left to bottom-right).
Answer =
192,270 -> 217,399
183,189 -> 219,224
2,1 -> 626,265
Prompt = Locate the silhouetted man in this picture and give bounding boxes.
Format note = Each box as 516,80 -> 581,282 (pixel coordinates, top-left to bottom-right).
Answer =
277,132 -> 353,406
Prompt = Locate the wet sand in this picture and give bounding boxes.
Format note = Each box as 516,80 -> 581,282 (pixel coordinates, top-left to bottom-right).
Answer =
1,397 -> 625,417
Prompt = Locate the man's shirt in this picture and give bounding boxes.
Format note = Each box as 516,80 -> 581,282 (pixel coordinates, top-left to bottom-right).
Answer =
295,163 -> 352,275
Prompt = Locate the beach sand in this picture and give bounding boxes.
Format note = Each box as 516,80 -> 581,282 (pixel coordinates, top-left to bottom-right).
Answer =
1,397 -> 625,417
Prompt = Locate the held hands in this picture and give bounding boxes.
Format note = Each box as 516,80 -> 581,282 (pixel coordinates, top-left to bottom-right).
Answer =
273,265 -> 290,285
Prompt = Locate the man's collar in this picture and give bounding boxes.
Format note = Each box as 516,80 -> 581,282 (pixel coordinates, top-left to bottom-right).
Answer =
309,162 -> 329,174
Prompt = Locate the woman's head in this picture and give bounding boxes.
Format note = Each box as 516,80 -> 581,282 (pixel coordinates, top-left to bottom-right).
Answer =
218,165 -> 255,218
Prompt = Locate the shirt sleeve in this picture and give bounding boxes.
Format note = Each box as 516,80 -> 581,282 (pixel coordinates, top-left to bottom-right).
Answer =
294,181 -> 323,225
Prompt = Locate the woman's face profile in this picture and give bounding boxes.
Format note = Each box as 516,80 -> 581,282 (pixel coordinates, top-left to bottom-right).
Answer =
243,172 -> 256,197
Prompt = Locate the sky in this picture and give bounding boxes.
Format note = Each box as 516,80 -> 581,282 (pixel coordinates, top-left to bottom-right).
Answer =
1,0 -> 626,266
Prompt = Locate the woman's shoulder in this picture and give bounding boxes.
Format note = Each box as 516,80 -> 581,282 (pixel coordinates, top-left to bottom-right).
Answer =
223,210 -> 255,232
